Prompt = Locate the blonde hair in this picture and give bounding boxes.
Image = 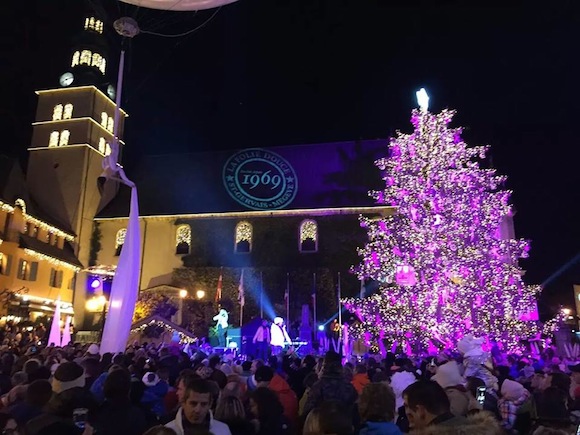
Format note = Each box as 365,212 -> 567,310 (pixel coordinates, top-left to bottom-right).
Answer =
303,408 -> 322,435
215,395 -> 246,421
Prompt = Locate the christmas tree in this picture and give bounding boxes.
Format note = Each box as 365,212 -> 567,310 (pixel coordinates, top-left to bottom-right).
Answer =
344,91 -> 540,352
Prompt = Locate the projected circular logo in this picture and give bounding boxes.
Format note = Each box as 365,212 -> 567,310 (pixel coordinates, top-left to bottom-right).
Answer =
223,148 -> 298,210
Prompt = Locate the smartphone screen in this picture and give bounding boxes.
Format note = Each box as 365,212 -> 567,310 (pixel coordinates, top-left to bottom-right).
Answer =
477,386 -> 486,405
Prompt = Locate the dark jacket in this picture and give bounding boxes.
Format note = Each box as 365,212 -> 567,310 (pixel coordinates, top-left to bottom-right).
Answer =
93,398 -> 150,435
301,372 -> 358,418
414,411 -> 501,435
223,418 -> 256,435
359,421 -> 402,435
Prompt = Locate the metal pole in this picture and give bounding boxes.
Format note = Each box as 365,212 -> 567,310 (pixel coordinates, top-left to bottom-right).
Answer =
260,271 -> 264,319
312,272 -> 317,331
286,273 -> 290,327
338,272 -> 342,339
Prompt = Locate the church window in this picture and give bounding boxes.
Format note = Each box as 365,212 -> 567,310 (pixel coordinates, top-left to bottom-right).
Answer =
101,112 -> 108,128
176,225 -> 191,255
235,221 -> 252,253
99,57 -> 106,74
84,17 -> 103,34
98,138 -> 111,156
71,51 -> 80,67
58,130 -> 70,147
49,131 -> 59,147
91,52 -> 101,68
80,50 -> 92,66
63,104 -> 73,120
52,104 -> 63,121
107,117 -> 114,133
299,219 -> 318,253
115,228 -> 126,256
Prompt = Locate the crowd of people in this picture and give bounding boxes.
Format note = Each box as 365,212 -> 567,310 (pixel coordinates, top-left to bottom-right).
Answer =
0,325 -> 578,434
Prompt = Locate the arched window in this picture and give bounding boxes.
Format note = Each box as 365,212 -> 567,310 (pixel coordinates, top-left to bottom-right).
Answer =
52,104 -> 63,121
115,229 -> 126,256
80,50 -> 92,65
101,112 -> 108,128
49,131 -> 59,147
235,221 -> 252,253
71,51 -> 80,67
106,117 -> 114,133
98,138 -> 111,156
299,219 -> 318,253
99,57 -> 106,74
63,103 -> 73,120
91,52 -> 101,68
96,20 -> 104,33
58,130 -> 70,147
176,225 -> 191,255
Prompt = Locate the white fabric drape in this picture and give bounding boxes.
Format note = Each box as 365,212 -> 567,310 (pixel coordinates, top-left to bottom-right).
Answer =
119,0 -> 238,11
61,316 -> 71,347
100,186 -> 141,355
48,299 -> 61,346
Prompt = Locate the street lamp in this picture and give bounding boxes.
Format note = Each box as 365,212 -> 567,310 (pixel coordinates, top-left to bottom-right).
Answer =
177,289 -> 188,325
196,290 -> 205,300
179,289 -> 188,299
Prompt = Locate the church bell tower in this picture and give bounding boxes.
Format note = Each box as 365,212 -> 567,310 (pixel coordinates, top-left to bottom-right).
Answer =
26,6 -> 127,326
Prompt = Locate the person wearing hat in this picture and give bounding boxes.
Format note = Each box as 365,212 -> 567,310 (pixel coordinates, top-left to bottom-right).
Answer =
270,317 -> 291,356
141,371 -> 169,418
25,362 -> 97,435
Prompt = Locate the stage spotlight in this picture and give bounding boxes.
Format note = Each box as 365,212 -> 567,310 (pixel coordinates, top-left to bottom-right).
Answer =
318,325 -> 325,331
90,278 -> 101,289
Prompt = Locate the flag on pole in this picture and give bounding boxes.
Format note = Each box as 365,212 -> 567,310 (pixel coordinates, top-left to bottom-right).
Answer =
215,271 -> 223,303
238,269 -> 245,307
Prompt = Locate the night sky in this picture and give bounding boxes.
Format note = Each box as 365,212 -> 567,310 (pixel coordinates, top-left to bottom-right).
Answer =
1,0 -> 579,316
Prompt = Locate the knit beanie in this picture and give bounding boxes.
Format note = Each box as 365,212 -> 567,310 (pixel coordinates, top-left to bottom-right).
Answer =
52,362 -> 85,393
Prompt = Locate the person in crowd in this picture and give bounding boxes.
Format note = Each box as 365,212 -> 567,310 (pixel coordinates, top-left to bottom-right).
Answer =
403,380 -> 465,430
249,387 -> 290,435
165,378 -> 231,435
358,383 -> 402,435
432,360 -> 477,416
303,408 -> 322,435
299,373 -> 318,416
92,367 -> 149,435
498,379 -> 533,434
465,376 -> 499,418
301,351 -> 357,419
533,386 -> 575,433
252,320 -> 270,361
1,371 -> 28,408
26,361 -> 97,435
352,364 -> 371,396
142,371 -> 170,418
80,358 -> 100,391
246,359 -> 263,392
214,394 -> 255,435
317,400 -> 354,435
143,426 -> 177,435
254,365 -> 298,424
8,379 -> 53,426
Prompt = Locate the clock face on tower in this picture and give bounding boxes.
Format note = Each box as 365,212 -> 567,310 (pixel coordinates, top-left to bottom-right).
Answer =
59,72 -> 74,87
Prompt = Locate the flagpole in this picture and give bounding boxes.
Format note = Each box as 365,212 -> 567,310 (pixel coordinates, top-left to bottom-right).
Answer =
360,278 -> 364,299
286,272 -> 290,327
239,269 -> 244,328
260,271 -> 264,319
312,272 -> 317,331
337,272 -> 342,339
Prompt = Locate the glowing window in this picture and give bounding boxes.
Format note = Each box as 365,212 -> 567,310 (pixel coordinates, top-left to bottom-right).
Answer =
80,50 -> 92,65
96,20 -> 103,33
235,221 -> 252,253
299,219 -> 318,252
71,51 -> 80,67
18,260 -> 28,280
91,52 -> 101,67
63,103 -> 73,120
101,112 -> 108,128
89,17 -> 95,29
98,138 -> 111,156
115,228 -> 126,256
59,130 -> 70,147
107,117 -> 114,133
52,104 -> 63,121
99,57 -> 106,74
176,225 -> 191,255
49,131 -> 59,147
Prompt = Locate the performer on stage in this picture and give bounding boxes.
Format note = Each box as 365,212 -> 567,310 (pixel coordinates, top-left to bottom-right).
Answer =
270,317 -> 291,355
213,306 -> 229,347
253,319 -> 271,360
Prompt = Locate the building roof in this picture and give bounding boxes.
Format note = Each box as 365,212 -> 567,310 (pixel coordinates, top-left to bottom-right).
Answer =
97,140 -> 388,218
19,234 -> 83,269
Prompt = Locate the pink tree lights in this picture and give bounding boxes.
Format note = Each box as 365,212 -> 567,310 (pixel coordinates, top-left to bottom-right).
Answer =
344,98 -> 540,352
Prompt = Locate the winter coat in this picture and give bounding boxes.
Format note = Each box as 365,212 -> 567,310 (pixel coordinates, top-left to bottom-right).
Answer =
445,385 -> 479,417
165,407 -> 232,435
269,373 -> 299,424
301,372 -> 358,418
141,380 -> 169,417
359,421 -> 402,435
352,373 -> 371,395
93,398 -> 150,435
413,411 -> 502,435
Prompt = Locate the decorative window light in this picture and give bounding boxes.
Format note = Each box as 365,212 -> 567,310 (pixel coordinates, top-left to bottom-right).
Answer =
49,131 -> 59,148
235,221 -> 252,253
175,225 -> 191,255
58,130 -> 70,147
52,104 -> 63,121
71,51 -> 80,67
299,219 -> 318,253
80,50 -> 92,66
101,112 -> 108,128
115,228 -> 127,256
63,103 -> 73,120
106,117 -> 114,133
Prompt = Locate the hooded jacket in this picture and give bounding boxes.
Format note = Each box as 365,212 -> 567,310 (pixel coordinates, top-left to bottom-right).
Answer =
269,373 -> 298,424
165,407 -> 232,435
